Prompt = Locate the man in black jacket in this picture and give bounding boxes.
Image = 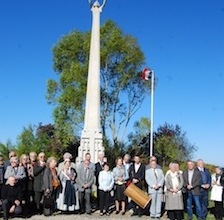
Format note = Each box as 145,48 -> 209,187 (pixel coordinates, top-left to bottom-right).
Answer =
1,175 -> 22,220
33,152 -> 46,213
129,155 -> 145,217
196,159 -> 211,219
95,152 -> 105,209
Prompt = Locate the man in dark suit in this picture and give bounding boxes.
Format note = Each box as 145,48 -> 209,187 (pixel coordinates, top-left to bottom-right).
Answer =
33,152 -> 46,214
183,160 -> 202,220
95,152 -> 105,209
196,159 -> 211,220
129,155 -> 145,217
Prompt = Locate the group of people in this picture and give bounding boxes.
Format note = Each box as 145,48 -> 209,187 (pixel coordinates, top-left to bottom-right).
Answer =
0,151 -> 223,220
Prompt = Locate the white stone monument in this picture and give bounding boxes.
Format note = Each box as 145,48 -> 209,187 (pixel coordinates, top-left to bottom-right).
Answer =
78,0 -> 106,163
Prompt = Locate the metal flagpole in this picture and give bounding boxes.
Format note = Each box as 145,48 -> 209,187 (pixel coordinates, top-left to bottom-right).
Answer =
150,70 -> 154,156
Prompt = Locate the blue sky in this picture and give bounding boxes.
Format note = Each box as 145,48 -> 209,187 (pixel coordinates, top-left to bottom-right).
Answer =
0,0 -> 223,166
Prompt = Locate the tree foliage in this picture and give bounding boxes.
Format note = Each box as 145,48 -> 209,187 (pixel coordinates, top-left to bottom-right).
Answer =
46,20 -> 148,150
154,123 -> 197,167
127,117 -> 151,157
15,124 -> 79,159
0,139 -> 16,159
127,119 -> 197,167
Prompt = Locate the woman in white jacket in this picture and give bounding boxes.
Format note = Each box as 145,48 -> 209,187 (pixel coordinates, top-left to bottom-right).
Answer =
98,162 -> 114,216
210,166 -> 224,220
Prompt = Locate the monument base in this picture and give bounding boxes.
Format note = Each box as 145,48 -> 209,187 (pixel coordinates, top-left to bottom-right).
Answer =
78,129 -> 104,163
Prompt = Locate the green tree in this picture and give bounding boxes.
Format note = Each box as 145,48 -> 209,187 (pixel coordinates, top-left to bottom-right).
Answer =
154,123 -> 197,168
127,120 -> 196,167
16,125 -> 39,156
127,117 -> 151,157
16,123 -> 79,159
46,20 -> 148,151
0,139 -> 16,159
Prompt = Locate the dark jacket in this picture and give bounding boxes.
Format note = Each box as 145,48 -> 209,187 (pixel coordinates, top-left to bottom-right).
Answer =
95,162 -> 104,187
196,167 -> 211,191
183,168 -> 202,195
0,164 -> 5,185
42,167 -> 53,192
1,183 -> 22,203
129,163 -> 145,189
33,162 -> 46,192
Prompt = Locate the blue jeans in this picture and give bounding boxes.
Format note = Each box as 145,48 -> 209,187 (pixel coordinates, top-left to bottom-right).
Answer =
199,189 -> 209,218
186,191 -> 202,219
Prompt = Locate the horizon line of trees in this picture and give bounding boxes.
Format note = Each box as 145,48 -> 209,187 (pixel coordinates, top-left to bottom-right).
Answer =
0,119 -> 200,169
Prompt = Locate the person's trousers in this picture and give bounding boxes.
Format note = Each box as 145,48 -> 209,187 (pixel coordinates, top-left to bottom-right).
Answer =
79,191 -> 91,213
2,199 -> 22,219
186,191 -> 202,219
34,191 -> 43,210
199,190 -> 209,219
214,201 -> 223,220
98,190 -> 110,213
167,210 -> 184,220
149,193 -> 162,218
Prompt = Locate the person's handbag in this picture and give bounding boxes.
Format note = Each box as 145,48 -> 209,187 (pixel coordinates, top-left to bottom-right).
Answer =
43,192 -> 53,208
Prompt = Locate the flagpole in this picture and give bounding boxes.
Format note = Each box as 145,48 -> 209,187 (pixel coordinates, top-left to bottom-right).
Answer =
150,70 -> 154,156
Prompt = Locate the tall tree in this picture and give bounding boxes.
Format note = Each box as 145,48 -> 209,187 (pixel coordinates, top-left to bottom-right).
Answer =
46,20 -> 148,150
127,120 -> 196,167
16,125 -> 37,156
154,123 -> 197,167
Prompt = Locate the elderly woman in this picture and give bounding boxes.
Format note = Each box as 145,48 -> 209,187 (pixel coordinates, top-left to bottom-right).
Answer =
56,158 -> 79,212
165,162 -> 184,220
57,152 -> 76,174
42,156 -> 60,216
98,162 -> 114,216
210,166 -> 224,220
26,152 -> 37,212
4,156 -> 26,189
112,157 -> 129,215
19,154 -> 30,207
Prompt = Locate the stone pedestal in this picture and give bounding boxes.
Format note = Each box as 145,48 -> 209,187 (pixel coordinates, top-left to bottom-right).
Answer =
78,130 -> 104,163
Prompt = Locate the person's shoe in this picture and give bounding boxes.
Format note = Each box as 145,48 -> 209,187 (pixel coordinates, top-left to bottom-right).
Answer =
121,211 -> 125,215
115,211 -> 119,214
100,212 -> 104,216
86,212 -> 91,215
106,212 -> 110,216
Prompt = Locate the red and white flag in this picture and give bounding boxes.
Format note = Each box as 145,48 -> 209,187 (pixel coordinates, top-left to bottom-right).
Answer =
142,67 -> 152,80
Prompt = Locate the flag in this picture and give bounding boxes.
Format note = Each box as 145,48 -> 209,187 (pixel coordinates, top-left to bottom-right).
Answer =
142,67 -> 152,80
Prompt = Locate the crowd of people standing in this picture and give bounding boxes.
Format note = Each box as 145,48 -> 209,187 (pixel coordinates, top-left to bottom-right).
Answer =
0,150 -> 223,220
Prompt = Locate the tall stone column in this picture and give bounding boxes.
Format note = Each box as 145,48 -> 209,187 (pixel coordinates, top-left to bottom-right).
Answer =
78,0 -> 106,163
